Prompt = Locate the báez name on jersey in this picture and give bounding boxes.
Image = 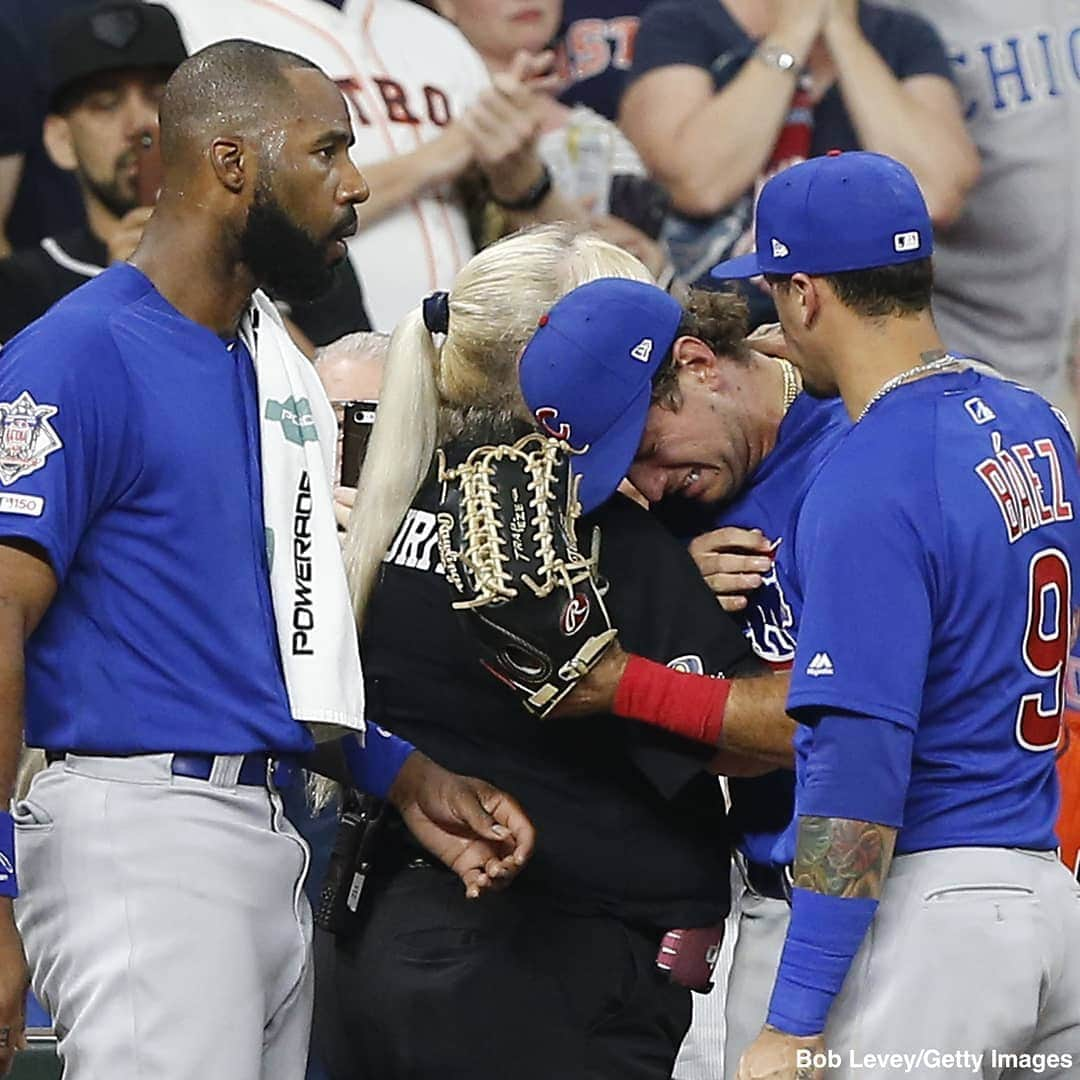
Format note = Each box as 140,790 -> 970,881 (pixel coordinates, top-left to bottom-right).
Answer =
292,471 -> 315,655
975,431 -> 1074,543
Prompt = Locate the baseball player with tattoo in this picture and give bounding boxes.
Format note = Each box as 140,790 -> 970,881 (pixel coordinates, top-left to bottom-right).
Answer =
0,41 -> 533,1080
712,152 -> 1080,1079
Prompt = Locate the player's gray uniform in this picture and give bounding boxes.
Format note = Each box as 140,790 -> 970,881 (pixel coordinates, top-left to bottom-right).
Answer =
892,0 -> 1080,418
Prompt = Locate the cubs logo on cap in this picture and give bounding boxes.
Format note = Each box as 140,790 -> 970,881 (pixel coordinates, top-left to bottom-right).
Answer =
519,278 -> 683,514
710,151 -> 933,281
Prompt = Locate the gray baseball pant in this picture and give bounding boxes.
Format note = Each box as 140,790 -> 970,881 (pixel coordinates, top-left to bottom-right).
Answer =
13,753 -> 313,1079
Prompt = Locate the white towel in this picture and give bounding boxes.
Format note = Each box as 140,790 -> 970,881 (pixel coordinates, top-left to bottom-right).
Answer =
240,292 -> 365,742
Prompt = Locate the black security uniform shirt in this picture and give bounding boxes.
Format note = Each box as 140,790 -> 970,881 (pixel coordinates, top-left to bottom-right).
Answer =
362,458 -> 761,931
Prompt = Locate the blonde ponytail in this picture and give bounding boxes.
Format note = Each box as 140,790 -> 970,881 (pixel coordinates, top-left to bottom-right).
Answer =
344,307 -> 440,626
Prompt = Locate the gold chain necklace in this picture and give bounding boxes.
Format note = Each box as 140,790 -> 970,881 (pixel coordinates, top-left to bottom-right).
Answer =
856,352 -> 964,423
777,357 -> 801,415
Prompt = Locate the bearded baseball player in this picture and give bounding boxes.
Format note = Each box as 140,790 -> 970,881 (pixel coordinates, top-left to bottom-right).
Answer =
716,152 -> 1080,1079
0,40 -> 534,1080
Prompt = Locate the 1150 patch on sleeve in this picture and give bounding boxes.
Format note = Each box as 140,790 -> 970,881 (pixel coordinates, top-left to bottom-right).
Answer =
0,392 -> 62,486
0,493 -> 44,517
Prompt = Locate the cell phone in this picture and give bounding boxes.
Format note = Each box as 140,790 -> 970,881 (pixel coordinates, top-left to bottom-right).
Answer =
340,399 -> 378,487
134,129 -> 164,207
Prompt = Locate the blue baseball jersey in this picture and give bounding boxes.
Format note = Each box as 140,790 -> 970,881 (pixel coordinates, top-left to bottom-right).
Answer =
660,392 -> 850,864
0,264 -> 312,756
787,369 -> 1080,854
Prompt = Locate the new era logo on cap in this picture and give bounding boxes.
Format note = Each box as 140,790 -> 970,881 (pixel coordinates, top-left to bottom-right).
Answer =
631,338 -> 653,363
771,238 -> 790,259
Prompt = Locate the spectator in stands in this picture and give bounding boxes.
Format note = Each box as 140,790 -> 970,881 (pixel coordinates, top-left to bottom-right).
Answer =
555,0 -> 646,122
0,1 -> 186,343
168,0 -> 582,330
315,330 -> 387,403
433,0 -> 670,275
894,0 -> 1080,422
313,330 -> 390,525
0,0 -> 96,258
619,0 -> 979,297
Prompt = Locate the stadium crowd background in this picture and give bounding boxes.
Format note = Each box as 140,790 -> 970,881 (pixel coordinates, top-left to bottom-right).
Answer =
1,1 -> 1078,1078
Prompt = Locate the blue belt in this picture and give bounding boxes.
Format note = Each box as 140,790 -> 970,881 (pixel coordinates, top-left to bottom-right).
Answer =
45,751 -> 301,790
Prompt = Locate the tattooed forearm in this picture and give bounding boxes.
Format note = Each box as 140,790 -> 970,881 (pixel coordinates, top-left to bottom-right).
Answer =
792,816 -> 898,898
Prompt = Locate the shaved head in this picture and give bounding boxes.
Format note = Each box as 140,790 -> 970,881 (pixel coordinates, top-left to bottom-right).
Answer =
141,37 -> 366,312
159,39 -> 320,165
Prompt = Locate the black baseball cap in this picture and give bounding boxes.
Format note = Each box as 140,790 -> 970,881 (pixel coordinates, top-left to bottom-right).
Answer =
48,2 -> 188,111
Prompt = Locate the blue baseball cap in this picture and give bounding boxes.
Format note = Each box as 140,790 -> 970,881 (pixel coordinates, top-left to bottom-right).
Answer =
710,151 -> 933,280
519,278 -> 683,514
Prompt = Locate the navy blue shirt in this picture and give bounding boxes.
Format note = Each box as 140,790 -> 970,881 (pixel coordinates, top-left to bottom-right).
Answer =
0,264 -> 312,756
628,0 -> 953,300
630,1 -> 952,158
556,0 -> 648,121
787,372 -> 1080,855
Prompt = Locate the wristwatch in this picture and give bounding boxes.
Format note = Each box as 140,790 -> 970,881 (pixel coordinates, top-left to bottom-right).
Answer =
755,42 -> 799,74
490,165 -> 553,212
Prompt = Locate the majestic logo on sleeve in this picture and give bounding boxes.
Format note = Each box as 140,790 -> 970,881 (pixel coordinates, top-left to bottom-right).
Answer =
805,652 -> 835,677
0,392 -> 62,486
265,396 -> 319,446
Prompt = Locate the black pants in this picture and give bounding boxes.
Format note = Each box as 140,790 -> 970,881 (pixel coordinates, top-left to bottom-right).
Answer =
312,864 -> 691,1080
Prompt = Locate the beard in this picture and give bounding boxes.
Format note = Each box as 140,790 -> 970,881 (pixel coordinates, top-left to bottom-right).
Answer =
80,155 -> 139,220
239,182 -> 351,305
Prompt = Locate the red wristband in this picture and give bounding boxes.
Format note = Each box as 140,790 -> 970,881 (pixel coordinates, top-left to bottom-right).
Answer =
612,654 -> 731,746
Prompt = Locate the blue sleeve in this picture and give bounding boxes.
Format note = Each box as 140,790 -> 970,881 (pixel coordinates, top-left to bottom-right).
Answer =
0,316 -> 137,580
628,1 -> 740,85
342,726 -> 415,800
799,711 -> 914,828
787,461 -> 934,731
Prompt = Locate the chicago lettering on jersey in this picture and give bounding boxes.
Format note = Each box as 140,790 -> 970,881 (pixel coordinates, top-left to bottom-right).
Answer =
975,430 -> 1074,543
949,22 -> 1080,120
292,471 -> 315,656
